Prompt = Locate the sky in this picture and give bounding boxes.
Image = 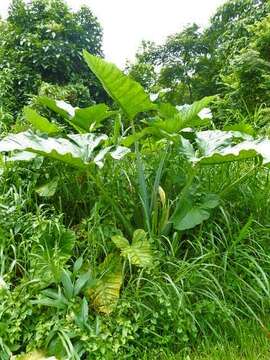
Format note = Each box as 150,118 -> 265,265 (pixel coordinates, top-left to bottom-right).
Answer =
0,0 -> 226,67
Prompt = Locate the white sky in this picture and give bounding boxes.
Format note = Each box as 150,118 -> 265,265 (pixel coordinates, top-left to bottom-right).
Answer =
0,0 -> 226,68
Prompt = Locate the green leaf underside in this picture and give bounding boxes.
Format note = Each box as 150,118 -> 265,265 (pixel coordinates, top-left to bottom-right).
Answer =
181,96 -> 215,124
0,131 -> 130,168
73,104 -> 116,131
38,96 -> 71,119
172,194 -> 220,231
179,130 -> 270,166
83,50 -> 157,119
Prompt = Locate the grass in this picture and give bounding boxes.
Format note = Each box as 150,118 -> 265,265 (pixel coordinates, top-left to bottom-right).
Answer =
141,320 -> 270,359
1,156 -> 270,359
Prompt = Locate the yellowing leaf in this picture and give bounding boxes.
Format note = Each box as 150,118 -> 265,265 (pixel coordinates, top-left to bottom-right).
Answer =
88,255 -> 123,315
111,235 -> 130,249
14,351 -> 57,360
112,229 -> 153,268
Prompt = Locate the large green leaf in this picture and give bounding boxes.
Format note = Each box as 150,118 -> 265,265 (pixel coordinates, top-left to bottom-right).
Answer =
38,97 -> 115,132
179,130 -> 270,166
72,104 -> 116,131
23,107 -> 61,135
0,131 -> 130,168
158,102 -> 179,119
112,229 -> 153,268
171,193 -> 220,231
115,96 -> 216,148
83,50 -> 157,119
154,96 -> 215,134
122,97 -> 215,146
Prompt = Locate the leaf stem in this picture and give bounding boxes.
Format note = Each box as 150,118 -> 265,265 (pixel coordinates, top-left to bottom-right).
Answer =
86,169 -> 134,238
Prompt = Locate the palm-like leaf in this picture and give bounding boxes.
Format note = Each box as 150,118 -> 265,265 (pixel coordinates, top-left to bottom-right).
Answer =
31,223 -> 76,283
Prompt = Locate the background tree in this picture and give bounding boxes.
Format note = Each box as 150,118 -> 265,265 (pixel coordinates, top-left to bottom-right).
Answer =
128,25 -> 209,105
0,0 -> 104,113
128,0 -> 270,120
212,1 -> 270,120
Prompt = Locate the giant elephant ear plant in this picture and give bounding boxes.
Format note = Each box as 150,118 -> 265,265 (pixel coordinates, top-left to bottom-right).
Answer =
82,50 -> 270,233
0,51 -> 270,235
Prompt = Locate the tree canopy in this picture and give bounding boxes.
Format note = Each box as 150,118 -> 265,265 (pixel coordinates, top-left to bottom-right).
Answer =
0,0 -> 104,113
128,0 -> 270,119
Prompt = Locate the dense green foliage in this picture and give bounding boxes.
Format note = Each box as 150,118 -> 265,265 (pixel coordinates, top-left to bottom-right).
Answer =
0,0 -> 104,114
128,0 -> 270,121
0,0 -> 270,359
